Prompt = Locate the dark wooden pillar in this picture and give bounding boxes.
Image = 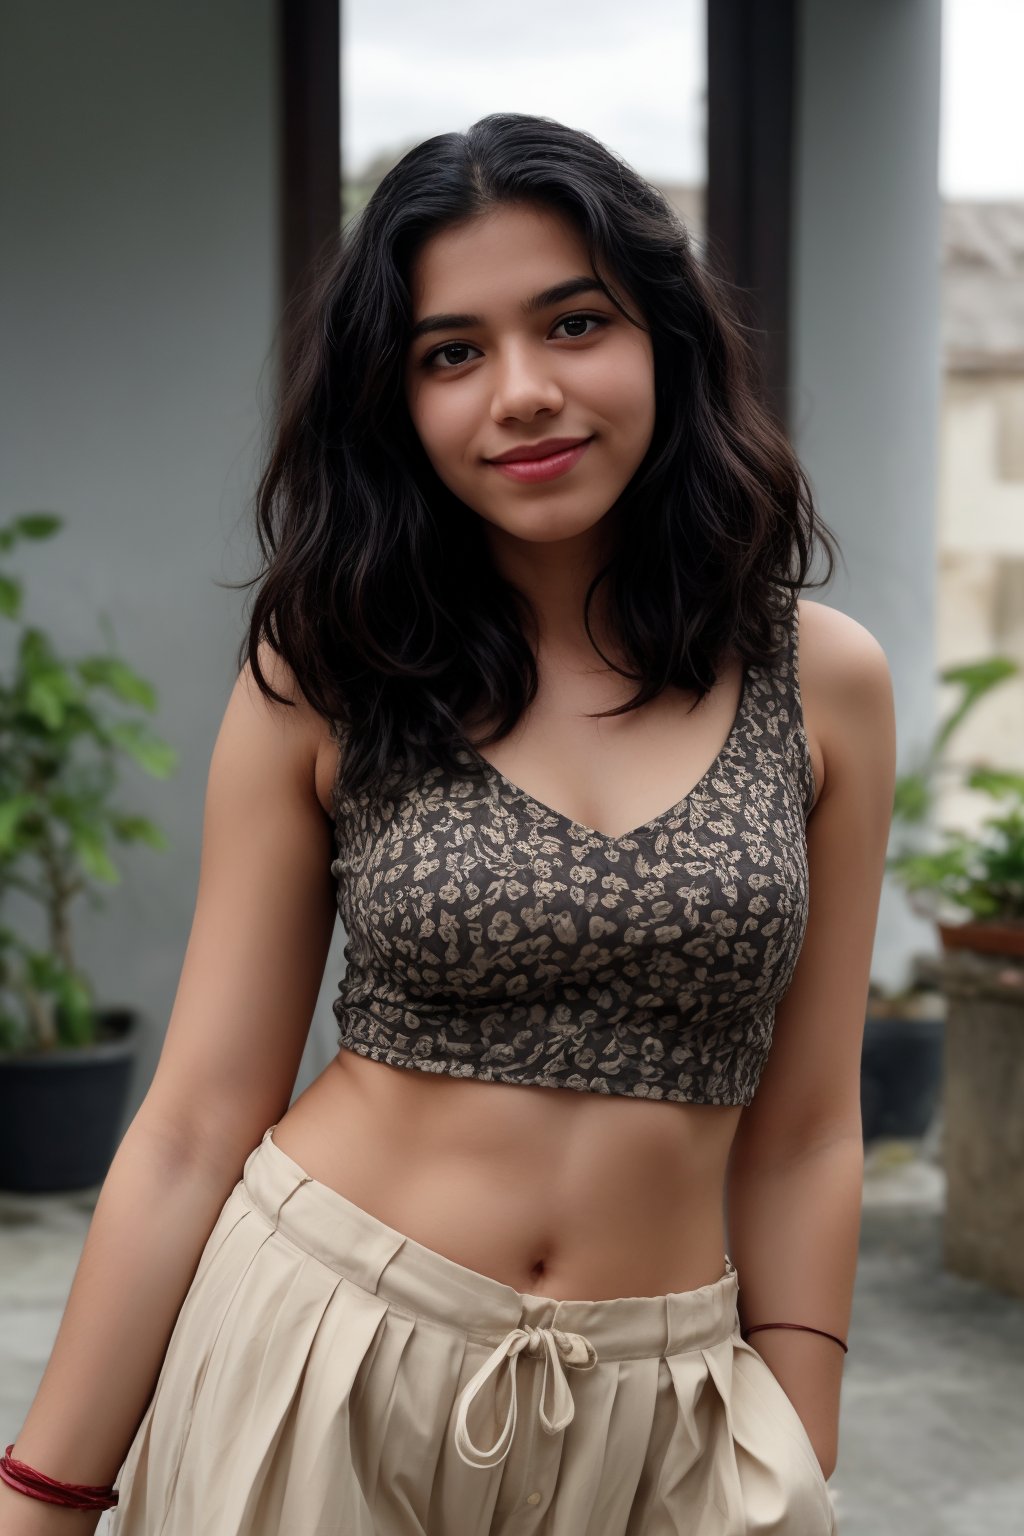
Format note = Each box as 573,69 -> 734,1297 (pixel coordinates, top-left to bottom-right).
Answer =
706,0 -> 797,430
277,0 -> 341,372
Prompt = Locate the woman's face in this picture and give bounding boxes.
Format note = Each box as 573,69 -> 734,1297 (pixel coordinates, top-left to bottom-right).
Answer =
403,202 -> 656,548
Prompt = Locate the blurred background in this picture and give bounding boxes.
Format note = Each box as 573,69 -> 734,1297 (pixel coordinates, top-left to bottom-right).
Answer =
2,2 -> 1023,1531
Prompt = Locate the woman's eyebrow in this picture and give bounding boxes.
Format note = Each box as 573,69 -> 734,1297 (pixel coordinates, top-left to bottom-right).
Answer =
408,276 -> 612,343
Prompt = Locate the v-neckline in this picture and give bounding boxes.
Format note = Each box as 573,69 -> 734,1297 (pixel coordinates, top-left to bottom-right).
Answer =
459,660 -> 755,848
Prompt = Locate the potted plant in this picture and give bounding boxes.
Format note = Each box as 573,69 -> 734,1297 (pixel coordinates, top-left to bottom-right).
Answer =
0,511 -> 178,1191
886,653 -> 1024,1297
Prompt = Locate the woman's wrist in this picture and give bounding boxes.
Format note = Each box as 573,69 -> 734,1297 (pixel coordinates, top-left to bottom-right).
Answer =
0,1475 -> 105,1535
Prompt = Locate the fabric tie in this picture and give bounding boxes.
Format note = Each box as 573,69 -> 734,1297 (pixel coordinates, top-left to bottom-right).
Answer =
453,1323 -> 599,1469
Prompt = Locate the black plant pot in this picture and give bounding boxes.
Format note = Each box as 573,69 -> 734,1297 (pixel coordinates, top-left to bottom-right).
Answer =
0,1007 -> 140,1192
860,1012 -> 945,1143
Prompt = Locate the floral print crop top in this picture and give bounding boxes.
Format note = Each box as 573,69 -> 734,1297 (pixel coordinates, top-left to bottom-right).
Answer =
327,603 -> 817,1107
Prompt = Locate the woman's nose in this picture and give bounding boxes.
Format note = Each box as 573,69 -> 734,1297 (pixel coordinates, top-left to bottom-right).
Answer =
489,344 -> 564,422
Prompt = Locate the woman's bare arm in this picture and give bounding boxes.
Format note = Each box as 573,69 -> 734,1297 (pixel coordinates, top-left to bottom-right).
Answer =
0,1128 -> 266,1536
726,601 -> 897,1480
1,646 -> 339,1533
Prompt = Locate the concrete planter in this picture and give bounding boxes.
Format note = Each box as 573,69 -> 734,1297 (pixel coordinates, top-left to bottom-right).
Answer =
938,928 -> 1024,1299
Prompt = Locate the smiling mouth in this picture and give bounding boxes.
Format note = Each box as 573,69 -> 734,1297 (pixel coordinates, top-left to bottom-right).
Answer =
486,438 -> 594,483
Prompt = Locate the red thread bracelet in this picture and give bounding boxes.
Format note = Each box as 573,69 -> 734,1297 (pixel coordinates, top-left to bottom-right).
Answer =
0,1443 -> 119,1510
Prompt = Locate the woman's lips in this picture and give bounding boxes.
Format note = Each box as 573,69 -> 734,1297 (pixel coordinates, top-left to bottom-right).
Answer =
487,438 -> 593,483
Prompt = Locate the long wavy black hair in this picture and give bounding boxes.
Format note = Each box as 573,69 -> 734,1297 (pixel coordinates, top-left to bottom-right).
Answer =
230,112 -> 839,808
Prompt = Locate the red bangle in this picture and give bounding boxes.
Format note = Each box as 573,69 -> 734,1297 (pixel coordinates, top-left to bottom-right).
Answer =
741,1322 -> 849,1354
0,1444 -> 119,1511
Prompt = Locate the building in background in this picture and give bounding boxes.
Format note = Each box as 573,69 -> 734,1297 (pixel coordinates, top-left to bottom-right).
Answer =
938,200 -> 1024,834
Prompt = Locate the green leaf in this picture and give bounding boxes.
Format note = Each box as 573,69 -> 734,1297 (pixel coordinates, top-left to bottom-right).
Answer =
0,794 -> 38,855
76,656 -> 158,710
13,512 -> 64,541
19,626 -> 61,675
0,573 -> 23,618
0,511 -> 63,554
25,950 -> 66,989
965,766 -> 1024,801
25,671 -> 75,730
109,814 -> 169,849
55,972 -> 95,1047
933,656 -> 1020,757
70,824 -> 120,884
107,721 -> 178,777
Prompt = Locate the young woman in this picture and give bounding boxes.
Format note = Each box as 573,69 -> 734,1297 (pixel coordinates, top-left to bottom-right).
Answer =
2,113 -> 895,1536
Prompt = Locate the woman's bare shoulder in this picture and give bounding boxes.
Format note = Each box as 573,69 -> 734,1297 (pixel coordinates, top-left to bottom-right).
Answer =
242,639 -> 340,822
796,596 -> 890,691
796,597 -> 893,804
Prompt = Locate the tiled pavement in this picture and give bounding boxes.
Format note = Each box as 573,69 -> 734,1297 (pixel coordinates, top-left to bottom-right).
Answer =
1,1130 -> 1021,1534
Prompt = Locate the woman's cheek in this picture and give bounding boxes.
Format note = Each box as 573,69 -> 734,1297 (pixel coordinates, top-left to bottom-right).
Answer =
428,435 -> 477,500
620,377 -> 657,454
422,403 -> 475,479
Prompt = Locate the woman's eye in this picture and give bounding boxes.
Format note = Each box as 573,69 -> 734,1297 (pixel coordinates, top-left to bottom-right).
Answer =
551,312 -> 608,340
425,341 -> 482,370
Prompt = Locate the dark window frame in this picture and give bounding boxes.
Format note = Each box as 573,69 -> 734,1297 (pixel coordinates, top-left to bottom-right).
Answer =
706,0 -> 796,430
278,0 -> 341,375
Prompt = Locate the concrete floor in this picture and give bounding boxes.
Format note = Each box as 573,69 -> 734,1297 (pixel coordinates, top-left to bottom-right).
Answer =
1,1134 -> 1022,1534
835,1145 -> 1024,1534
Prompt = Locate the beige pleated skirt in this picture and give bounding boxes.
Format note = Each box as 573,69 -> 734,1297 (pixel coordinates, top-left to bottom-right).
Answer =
103,1124 -> 837,1536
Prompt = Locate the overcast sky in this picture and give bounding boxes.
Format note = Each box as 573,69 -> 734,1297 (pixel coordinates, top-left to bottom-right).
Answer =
342,0 -> 1024,199
342,0 -> 707,184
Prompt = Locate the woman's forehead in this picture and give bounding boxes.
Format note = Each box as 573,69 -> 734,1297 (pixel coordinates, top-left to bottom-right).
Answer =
408,205 -> 592,309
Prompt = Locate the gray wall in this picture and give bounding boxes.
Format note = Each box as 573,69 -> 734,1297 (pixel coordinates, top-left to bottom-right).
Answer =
792,0 -> 944,988
1,1 -> 342,1125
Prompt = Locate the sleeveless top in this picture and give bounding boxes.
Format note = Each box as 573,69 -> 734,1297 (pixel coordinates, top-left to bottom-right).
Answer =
327,604 -> 817,1107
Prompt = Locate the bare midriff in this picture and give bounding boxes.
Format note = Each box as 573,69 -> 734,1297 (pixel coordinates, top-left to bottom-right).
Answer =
271,1050 -> 744,1302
